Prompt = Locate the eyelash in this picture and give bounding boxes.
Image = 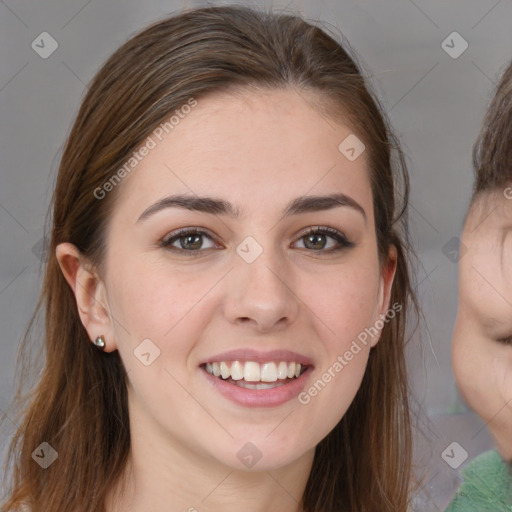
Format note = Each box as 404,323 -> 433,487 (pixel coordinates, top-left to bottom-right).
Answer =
497,337 -> 512,346
160,226 -> 355,256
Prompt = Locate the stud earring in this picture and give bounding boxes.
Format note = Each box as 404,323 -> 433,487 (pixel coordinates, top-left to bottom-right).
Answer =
93,335 -> 106,349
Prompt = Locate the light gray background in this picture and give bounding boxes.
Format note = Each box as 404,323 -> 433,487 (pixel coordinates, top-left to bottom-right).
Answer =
1,0 -> 511,510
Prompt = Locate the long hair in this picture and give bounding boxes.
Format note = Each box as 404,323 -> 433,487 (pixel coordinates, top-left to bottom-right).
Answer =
1,5 -> 418,511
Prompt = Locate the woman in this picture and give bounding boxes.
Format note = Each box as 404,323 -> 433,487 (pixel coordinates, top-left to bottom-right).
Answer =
448,59 -> 512,511
1,5 -> 418,511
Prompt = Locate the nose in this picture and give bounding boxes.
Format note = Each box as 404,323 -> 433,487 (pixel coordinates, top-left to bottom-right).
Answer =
223,245 -> 299,333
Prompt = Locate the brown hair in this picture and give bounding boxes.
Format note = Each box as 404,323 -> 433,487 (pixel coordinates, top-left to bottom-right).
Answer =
472,59 -> 512,199
1,5 -> 418,511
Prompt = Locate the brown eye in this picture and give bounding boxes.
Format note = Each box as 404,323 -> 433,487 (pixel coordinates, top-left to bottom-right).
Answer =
294,227 -> 355,253
304,233 -> 328,250
177,233 -> 202,250
161,228 -> 218,255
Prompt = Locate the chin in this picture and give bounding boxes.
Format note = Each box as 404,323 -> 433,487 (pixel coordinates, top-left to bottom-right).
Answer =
211,440 -> 311,472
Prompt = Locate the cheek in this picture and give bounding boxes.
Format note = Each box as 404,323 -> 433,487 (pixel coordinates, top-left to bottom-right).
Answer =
311,262 -> 380,347
452,340 -> 485,409
493,356 -> 512,406
452,313 -> 492,412
296,263 -> 379,417
462,247 -> 512,323
453,324 -> 512,428
107,257 -> 215,360
455,257 -> 512,410
451,320 -> 472,386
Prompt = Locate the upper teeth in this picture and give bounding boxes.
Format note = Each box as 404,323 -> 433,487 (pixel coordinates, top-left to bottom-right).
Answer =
204,361 -> 303,382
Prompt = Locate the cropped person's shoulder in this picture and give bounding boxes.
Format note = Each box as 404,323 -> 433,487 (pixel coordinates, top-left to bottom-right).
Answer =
445,450 -> 512,512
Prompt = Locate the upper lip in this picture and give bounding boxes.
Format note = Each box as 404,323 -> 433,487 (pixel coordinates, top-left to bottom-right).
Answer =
199,348 -> 313,367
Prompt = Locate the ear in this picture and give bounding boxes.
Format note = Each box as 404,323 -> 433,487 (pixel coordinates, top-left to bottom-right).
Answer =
55,242 -> 118,352
370,245 -> 398,348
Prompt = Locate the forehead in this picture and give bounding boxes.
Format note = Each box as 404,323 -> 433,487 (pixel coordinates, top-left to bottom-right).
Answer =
112,88 -> 374,222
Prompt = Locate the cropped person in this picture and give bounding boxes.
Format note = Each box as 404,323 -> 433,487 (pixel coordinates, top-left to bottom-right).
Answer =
448,59 -> 512,511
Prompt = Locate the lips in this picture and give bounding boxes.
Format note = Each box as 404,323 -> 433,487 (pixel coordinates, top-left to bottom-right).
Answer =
199,349 -> 313,407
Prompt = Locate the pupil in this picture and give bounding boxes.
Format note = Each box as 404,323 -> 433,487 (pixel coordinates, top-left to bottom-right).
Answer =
182,234 -> 201,250
306,234 -> 325,249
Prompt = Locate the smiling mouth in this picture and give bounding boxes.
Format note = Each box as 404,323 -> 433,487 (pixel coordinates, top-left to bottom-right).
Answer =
202,360 -> 307,390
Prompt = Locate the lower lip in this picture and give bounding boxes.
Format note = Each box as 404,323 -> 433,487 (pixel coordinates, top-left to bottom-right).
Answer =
202,366 -> 313,407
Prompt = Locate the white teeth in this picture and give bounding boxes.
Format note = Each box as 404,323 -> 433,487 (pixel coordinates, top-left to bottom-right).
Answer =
277,361 -> 288,379
230,361 -> 244,381
211,362 -> 221,377
220,361 -> 230,379
244,361 -> 260,382
204,360 -> 305,383
261,362 -> 277,382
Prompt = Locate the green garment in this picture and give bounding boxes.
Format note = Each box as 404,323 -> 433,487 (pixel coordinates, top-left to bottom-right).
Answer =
445,450 -> 512,512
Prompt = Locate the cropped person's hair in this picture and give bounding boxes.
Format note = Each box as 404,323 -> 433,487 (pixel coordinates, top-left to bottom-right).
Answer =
472,59 -> 512,198
1,5 -> 418,512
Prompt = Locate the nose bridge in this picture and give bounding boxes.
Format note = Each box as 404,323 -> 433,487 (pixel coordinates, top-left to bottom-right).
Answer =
225,235 -> 299,331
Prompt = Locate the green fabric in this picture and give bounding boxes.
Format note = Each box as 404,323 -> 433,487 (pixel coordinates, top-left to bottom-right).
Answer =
445,450 -> 512,512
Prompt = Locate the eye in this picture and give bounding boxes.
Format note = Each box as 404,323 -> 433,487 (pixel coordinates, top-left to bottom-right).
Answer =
160,227 -> 219,255
497,336 -> 512,346
160,226 -> 355,256
293,226 -> 355,253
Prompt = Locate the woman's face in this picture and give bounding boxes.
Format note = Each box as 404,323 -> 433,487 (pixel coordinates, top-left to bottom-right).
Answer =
452,190 -> 512,460
80,88 -> 396,471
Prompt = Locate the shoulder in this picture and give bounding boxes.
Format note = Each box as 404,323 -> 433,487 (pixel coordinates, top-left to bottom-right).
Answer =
445,450 -> 512,512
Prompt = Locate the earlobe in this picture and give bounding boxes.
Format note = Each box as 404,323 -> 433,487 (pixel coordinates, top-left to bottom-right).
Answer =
55,242 -> 116,351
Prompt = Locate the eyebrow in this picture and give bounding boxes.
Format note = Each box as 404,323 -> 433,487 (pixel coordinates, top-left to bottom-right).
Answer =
136,193 -> 367,224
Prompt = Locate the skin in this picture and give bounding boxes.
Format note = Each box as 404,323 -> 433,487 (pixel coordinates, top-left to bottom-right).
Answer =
452,189 -> 512,461
56,88 -> 396,512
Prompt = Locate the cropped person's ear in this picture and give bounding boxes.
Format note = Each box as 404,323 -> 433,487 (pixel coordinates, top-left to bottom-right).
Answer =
55,242 -> 118,351
371,245 -> 398,348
